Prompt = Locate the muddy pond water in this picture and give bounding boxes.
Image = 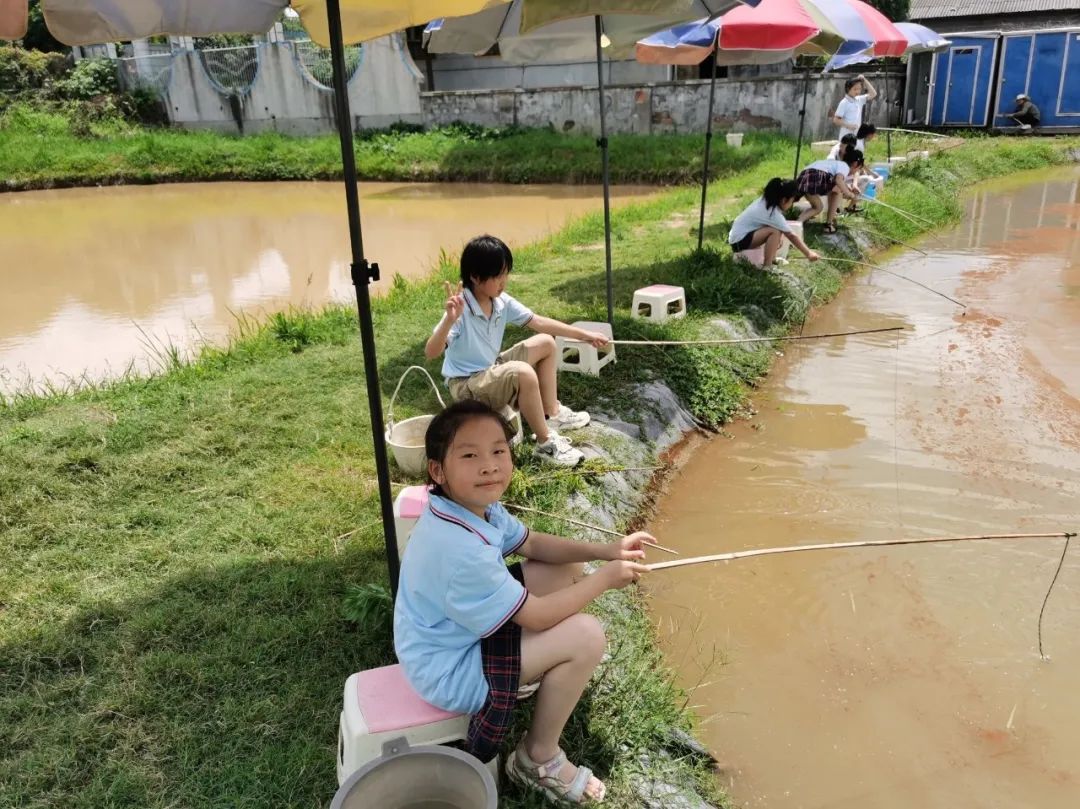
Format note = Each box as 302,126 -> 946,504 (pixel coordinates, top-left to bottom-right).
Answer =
0,181 -> 655,393
647,167 -> 1080,809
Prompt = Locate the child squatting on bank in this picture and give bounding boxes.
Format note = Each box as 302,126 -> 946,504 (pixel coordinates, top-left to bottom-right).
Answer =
393,400 -> 654,804
425,235 -> 609,468
729,177 -> 821,267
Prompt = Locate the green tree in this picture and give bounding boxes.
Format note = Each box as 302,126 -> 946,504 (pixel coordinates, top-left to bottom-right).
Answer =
865,0 -> 910,22
23,0 -> 65,52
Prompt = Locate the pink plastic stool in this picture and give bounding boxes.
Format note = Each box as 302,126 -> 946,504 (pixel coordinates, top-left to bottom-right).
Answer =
337,665 -> 467,785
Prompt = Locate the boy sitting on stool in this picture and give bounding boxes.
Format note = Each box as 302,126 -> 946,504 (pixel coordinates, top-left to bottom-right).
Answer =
426,234 -> 608,467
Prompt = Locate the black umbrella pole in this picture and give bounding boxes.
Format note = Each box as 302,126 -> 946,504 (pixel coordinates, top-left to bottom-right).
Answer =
793,67 -> 810,179
697,66 -> 717,251
595,16 -> 614,326
326,0 -> 400,595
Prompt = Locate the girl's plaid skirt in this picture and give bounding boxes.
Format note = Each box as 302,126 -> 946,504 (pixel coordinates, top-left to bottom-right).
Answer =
466,562 -> 525,763
797,168 -> 834,197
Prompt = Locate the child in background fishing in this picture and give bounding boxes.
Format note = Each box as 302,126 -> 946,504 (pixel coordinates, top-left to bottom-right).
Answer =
796,150 -> 864,233
394,400 -> 653,805
826,133 -> 857,161
849,123 -> 883,211
729,178 -> 820,267
426,234 -> 608,468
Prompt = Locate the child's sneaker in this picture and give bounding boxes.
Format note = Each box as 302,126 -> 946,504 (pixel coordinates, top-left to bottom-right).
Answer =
548,404 -> 590,431
534,432 -> 584,467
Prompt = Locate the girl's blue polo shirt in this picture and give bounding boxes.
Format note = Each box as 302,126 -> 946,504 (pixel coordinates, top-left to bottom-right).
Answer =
393,493 -> 529,714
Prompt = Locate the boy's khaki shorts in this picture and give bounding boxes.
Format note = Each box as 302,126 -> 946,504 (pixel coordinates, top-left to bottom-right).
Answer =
447,341 -> 531,411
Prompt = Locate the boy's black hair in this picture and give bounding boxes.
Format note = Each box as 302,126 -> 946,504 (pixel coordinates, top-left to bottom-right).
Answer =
856,122 -> 877,140
844,77 -> 863,93
425,400 -> 515,496
840,133 -> 857,147
460,234 -> 513,291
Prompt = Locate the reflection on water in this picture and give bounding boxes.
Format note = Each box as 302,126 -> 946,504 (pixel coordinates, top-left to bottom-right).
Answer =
648,168 -> 1080,808
0,181 -> 655,392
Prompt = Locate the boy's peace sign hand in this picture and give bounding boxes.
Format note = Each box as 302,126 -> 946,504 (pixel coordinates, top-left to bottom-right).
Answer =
443,281 -> 465,323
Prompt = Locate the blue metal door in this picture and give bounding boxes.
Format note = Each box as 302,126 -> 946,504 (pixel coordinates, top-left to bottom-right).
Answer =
945,46 -> 981,124
996,35 -> 1033,124
1058,31 -> 1080,115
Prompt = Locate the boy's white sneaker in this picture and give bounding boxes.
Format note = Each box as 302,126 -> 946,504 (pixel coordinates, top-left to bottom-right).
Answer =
534,431 -> 584,467
547,404 -> 590,431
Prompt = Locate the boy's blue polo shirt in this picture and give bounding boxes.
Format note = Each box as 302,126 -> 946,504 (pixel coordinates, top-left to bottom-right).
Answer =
394,493 -> 529,714
440,288 -> 534,379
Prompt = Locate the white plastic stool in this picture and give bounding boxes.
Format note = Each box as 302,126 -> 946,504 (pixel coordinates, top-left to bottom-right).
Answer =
338,665 -> 472,786
556,321 -> 615,377
776,220 -> 803,260
632,284 -> 686,323
734,245 -> 765,268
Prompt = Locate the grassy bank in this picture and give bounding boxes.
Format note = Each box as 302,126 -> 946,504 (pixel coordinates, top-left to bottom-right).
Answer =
2,134 -> 1076,808
0,104 -> 789,190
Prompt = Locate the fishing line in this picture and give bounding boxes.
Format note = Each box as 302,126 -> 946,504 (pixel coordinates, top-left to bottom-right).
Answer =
1037,534 -> 1073,661
817,257 -> 967,309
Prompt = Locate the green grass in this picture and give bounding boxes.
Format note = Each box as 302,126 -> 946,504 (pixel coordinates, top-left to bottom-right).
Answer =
0,104 -> 789,190
2,133 -> 1076,808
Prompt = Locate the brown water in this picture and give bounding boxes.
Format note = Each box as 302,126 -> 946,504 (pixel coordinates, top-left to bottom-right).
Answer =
0,181 -> 654,393
648,167 -> 1080,809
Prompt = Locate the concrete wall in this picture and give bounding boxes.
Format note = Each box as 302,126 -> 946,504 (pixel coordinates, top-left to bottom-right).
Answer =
421,72 -> 901,141
429,53 -> 668,91
163,35 -> 424,135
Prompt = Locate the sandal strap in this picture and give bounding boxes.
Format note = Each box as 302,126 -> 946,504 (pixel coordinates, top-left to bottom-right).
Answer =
564,765 -> 594,802
535,749 -> 567,780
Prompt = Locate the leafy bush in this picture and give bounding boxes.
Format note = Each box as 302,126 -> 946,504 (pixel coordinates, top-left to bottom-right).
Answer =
0,45 -> 67,97
54,57 -> 118,100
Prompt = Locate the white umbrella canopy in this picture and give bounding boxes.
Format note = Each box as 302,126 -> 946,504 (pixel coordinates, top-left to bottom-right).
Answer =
1,0 -> 512,46
425,0 -> 737,62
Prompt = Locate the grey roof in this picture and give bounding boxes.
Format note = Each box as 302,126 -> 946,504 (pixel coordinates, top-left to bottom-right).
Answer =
910,0 -> 1080,19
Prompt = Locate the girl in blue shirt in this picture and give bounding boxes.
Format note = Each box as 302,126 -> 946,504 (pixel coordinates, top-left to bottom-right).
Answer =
394,400 -> 653,804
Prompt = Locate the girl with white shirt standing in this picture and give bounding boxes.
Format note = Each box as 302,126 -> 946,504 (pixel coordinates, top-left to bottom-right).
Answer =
831,75 -> 877,139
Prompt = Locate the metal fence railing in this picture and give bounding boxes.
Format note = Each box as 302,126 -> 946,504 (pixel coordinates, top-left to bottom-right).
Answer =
291,39 -> 361,89
198,45 -> 260,95
116,54 -> 175,94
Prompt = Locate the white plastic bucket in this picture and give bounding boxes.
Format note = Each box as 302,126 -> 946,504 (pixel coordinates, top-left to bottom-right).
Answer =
332,738 -> 497,809
384,366 -> 446,477
726,132 -> 744,147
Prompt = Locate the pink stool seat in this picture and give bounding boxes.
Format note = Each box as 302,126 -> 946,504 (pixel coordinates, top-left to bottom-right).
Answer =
355,664 -> 461,734
640,284 -> 682,293
397,485 -> 430,520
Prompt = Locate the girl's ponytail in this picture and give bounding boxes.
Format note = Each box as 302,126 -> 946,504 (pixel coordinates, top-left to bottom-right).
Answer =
762,177 -> 799,211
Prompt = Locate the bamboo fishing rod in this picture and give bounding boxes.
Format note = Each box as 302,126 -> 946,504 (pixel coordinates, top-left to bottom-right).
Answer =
562,326 -> 904,348
646,532 -> 1075,572
879,127 -> 950,139
504,503 -> 680,555
846,223 -> 929,256
819,257 -> 967,309
863,195 -> 938,228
